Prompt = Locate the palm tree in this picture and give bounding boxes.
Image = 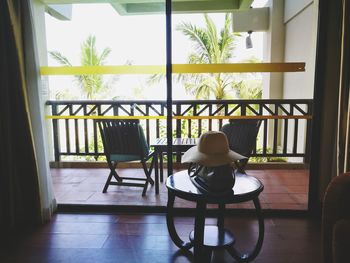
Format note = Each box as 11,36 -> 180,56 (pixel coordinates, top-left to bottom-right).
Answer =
232,57 -> 263,100
148,14 -> 262,101
177,13 -> 241,100
49,35 -> 111,99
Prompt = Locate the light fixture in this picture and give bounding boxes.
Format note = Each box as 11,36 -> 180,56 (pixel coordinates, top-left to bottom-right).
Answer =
246,30 -> 253,49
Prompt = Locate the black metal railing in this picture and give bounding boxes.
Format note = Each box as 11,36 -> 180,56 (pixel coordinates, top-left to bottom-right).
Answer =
45,99 -> 313,163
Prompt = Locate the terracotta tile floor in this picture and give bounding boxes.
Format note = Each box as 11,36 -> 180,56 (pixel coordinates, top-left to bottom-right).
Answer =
51,168 -> 309,210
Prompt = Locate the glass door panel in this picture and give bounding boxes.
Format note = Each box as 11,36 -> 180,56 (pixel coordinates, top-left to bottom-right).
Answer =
42,1 -> 166,205
169,0 -> 315,211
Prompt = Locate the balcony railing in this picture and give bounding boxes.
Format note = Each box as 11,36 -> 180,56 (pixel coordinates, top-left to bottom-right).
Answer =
46,99 -> 313,163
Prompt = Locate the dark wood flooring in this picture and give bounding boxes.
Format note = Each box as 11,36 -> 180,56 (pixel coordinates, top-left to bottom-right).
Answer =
52,168 -> 309,210
0,213 -> 321,263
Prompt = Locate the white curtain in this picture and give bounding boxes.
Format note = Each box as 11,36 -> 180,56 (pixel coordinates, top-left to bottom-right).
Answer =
23,0 -> 56,221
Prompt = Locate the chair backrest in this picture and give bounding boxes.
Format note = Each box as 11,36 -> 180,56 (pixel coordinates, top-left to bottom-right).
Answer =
97,119 -> 149,158
221,119 -> 262,158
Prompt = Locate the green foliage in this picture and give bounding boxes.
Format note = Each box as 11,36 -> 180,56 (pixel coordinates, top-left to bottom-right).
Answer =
49,35 -> 113,99
147,14 -> 263,102
177,14 -> 237,64
157,107 -> 209,144
250,147 -> 288,163
233,80 -> 262,99
54,89 -> 76,100
83,134 -> 105,161
176,14 -> 241,100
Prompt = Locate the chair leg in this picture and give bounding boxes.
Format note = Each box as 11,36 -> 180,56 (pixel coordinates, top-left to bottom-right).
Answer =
141,180 -> 148,196
108,161 -> 122,182
149,158 -> 155,186
142,161 -> 154,185
103,161 -> 122,193
103,171 -> 113,193
141,162 -> 149,196
104,159 -> 155,196
148,157 -> 155,176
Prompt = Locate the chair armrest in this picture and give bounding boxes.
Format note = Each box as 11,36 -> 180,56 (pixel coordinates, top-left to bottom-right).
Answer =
323,173 -> 350,263
333,219 -> 350,263
144,151 -> 155,162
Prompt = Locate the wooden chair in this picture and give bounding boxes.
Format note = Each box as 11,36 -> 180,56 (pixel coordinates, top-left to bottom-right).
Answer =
221,119 -> 262,172
323,173 -> 350,263
97,119 -> 155,196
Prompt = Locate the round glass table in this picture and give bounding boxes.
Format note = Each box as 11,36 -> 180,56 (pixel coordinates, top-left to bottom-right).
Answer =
166,170 -> 264,262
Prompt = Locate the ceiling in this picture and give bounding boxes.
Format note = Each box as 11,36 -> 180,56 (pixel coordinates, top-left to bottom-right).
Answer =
42,0 -> 254,15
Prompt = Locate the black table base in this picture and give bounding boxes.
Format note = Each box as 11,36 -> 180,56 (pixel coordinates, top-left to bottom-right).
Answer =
166,171 -> 265,262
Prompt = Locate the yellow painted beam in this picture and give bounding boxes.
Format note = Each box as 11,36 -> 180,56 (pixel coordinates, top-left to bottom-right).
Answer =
46,116 -> 165,120
172,63 -> 305,73
40,63 -> 305,75
40,65 -> 165,75
176,115 -> 312,120
45,115 -> 312,120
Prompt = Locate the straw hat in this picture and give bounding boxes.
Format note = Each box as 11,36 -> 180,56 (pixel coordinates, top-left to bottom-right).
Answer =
182,131 -> 246,167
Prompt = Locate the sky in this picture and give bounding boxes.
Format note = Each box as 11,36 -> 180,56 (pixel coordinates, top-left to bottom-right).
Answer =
45,1 -> 266,100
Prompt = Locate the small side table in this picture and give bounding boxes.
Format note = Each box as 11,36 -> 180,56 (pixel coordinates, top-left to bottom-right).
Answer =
166,170 -> 264,263
151,138 -> 197,184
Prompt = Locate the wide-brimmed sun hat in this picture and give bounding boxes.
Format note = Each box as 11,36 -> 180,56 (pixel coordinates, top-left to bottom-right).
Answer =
182,131 -> 246,167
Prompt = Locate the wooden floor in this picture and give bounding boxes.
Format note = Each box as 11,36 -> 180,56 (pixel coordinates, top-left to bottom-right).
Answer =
52,168 -> 309,210
0,213 -> 322,263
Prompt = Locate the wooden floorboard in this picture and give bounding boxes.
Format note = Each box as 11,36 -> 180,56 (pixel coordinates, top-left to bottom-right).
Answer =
51,168 -> 309,210
0,213 -> 321,263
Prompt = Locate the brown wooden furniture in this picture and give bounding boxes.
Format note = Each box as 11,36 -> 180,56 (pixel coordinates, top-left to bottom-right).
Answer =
323,172 -> 350,263
221,119 -> 262,172
97,119 -> 156,196
166,170 -> 264,262
151,138 -> 197,186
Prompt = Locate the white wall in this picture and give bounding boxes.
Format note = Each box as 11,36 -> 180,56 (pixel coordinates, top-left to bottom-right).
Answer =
283,0 -> 318,162
262,0 -> 285,99
283,0 -> 317,99
284,0 -> 313,22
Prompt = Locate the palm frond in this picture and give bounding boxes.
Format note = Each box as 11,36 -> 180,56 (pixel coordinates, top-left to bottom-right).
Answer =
80,35 -> 98,66
147,73 -> 166,85
203,14 -> 220,63
177,22 -> 211,62
219,14 -> 235,62
185,83 -> 210,100
98,47 -> 112,65
188,53 -> 206,64
50,35 -> 113,100
240,56 -> 261,63
49,51 -> 72,66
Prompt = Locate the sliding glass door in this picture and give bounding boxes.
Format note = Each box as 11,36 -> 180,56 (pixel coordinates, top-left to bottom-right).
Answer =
38,0 -> 316,210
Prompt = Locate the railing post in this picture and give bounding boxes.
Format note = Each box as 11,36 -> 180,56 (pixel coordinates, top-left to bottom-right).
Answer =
93,104 -> 100,159
193,104 -> 197,137
83,104 -> 89,154
146,106 -> 150,145
304,102 -> 313,164
218,103 -> 223,129
52,104 -> 61,162
241,102 -> 246,116
46,99 -> 313,163
176,103 -> 181,162
197,104 -> 202,137
208,104 -> 212,131
273,103 -> 279,155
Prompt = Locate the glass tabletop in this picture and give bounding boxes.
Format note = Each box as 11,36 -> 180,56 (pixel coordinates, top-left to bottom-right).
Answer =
166,170 -> 264,203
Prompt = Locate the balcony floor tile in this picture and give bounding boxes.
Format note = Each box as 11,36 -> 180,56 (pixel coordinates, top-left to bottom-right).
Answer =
51,168 -> 309,210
